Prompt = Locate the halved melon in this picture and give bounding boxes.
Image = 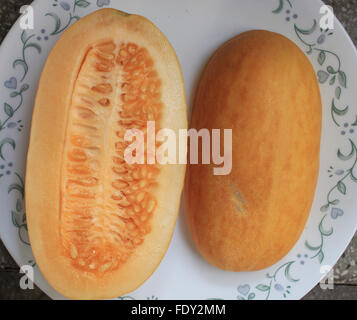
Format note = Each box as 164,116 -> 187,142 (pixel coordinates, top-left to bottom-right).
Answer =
26,8 -> 187,299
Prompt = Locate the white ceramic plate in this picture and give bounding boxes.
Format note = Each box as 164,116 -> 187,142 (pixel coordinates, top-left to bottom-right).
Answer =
0,0 -> 356,300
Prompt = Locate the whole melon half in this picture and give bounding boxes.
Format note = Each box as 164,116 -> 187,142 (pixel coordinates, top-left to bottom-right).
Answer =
26,8 -> 187,299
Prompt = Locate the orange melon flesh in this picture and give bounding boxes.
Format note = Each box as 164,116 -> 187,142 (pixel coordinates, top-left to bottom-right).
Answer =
185,30 -> 322,271
26,8 -> 187,299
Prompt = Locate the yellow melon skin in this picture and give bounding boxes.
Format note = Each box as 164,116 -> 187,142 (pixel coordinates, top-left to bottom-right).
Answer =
26,8 -> 187,299
185,30 -> 321,271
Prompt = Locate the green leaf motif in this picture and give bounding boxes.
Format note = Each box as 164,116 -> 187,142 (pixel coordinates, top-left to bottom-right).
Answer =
284,262 -> 299,282
8,184 -> 24,198
329,75 -> 336,85
13,59 -> 28,78
16,199 -> 22,212
295,19 -> 317,35
305,240 -> 320,251
4,103 -> 14,117
327,65 -> 335,74
76,0 -> 90,7
338,71 -> 347,88
330,199 -> 340,205
248,293 -> 255,300
337,141 -> 354,161
272,0 -> 284,14
11,211 -> 20,228
46,13 -> 62,35
10,91 -> 19,98
24,43 -> 42,54
335,86 -> 341,100
256,284 -> 270,292
337,180 -> 346,195
318,51 -> 326,65
350,170 -> 357,183
306,215 -> 333,264
0,138 -> 16,160
8,173 -> 25,199
319,218 -> 333,237
237,296 -> 245,300
332,99 -> 348,116
352,116 -> 357,127
20,83 -> 29,92
320,204 -> 329,212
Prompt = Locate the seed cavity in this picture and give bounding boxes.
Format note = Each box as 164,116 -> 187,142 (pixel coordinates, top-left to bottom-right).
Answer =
68,149 -> 87,162
75,106 -> 97,120
60,41 -> 162,274
98,98 -> 110,107
70,244 -> 78,259
91,83 -> 113,94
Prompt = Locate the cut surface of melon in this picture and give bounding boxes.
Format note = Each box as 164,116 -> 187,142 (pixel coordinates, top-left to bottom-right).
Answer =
26,8 -> 186,299
62,41 -> 162,274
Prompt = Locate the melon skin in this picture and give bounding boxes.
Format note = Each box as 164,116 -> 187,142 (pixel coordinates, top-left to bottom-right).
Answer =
25,8 -> 187,299
185,30 -> 322,271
